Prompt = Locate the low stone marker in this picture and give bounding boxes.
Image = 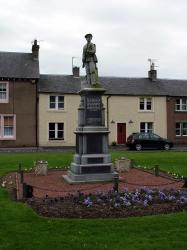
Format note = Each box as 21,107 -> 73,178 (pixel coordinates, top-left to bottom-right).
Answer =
115,157 -> 132,172
34,160 -> 48,176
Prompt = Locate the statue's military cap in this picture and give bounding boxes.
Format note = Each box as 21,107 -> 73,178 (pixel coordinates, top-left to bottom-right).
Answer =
85,33 -> 93,38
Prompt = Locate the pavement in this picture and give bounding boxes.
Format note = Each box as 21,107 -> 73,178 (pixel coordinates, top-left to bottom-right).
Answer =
1,144 -> 187,152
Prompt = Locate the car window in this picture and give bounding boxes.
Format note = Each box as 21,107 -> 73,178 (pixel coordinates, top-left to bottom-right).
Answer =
138,133 -> 150,139
150,134 -> 161,139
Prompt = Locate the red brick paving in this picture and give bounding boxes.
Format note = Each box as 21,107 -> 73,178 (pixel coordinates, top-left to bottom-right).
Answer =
22,168 -> 184,198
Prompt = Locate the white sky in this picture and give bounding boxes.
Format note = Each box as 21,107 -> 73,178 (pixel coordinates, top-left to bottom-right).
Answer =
0,0 -> 187,79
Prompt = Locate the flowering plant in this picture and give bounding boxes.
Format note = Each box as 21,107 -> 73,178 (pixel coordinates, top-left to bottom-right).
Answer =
81,188 -> 187,208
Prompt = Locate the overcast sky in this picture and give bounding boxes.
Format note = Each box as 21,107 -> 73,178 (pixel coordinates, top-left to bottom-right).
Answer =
0,0 -> 187,79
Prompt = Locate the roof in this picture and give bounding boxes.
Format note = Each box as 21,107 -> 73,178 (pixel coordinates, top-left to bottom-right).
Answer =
0,52 -> 39,79
38,74 -> 187,97
38,74 -> 81,94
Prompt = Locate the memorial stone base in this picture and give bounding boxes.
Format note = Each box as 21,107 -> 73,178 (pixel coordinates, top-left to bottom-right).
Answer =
63,87 -> 117,183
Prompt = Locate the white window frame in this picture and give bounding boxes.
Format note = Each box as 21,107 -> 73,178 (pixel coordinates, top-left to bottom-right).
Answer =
49,95 -> 64,110
48,122 -> 64,140
175,98 -> 187,111
176,122 -> 187,136
0,114 -> 16,140
139,97 -> 153,111
140,122 -> 154,133
0,82 -> 9,103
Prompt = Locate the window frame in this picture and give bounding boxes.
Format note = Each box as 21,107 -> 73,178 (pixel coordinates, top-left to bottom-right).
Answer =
140,122 -> 154,133
0,81 -> 9,103
139,97 -> 153,111
176,122 -> 187,136
48,122 -> 64,140
0,114 -> 16,140
49,95 -> 64,110
175,98 -> 187,111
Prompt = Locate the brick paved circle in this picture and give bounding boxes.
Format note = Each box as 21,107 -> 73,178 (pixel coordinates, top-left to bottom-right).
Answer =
22,168 -> 183,198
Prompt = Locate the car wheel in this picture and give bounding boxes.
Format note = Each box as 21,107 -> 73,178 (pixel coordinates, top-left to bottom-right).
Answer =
135,144 -> 142,151
164,143 -> 170,150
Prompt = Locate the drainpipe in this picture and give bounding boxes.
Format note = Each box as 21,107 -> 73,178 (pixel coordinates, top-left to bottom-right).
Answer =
35,80 -> 38,148
106,95 -> 111,129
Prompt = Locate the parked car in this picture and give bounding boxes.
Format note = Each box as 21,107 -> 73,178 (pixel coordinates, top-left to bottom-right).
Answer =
126,132 -> 173,151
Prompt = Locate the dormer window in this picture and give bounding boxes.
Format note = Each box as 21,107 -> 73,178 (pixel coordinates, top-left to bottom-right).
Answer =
0,82 -> 8,103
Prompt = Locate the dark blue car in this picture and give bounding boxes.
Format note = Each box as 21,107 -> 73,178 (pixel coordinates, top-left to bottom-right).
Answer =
126,132 -> 173,151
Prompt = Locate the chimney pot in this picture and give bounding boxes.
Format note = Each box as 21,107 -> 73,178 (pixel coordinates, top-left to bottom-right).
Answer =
72,66 -> 80,78
148,62 -> 157,81
32,39 -> 40,61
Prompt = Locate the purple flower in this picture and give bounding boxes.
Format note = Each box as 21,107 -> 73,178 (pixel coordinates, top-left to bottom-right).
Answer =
159,191 -> 167,200
124,201 -> 131,207
114,203 -> 120,208
83,197 -> 93,207
179,196 -> 187,204
168,195 -> 176,201
147,195 -> 153,201
143,199 -> 149,206
176,200 -> 182,205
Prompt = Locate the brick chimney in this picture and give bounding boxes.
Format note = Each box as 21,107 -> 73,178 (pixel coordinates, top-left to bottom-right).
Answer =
148,62 -> 157,81
72,66 -> 80,78
32,40 -> 40,61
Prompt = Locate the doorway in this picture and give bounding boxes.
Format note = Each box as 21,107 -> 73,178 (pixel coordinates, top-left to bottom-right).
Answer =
117,123 -> 126,144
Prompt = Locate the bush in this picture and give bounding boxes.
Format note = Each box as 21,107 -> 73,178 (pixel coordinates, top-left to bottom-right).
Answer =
111,141 -> 117,146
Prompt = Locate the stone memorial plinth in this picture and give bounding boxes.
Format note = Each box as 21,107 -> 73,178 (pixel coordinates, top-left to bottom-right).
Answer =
64,88 -> 116,183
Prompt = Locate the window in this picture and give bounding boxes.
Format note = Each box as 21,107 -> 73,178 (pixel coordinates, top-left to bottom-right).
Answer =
138,133 -> 150,139
0,115 -> 16,140
49,96 -> 64,110
140,122 -> 153,133
150,133 -> 160,139
49,123 -> 64,140
0,82 -> 8,103
176,122 -> 187,136
139,97 -> 152,111
175,98 -> 187,111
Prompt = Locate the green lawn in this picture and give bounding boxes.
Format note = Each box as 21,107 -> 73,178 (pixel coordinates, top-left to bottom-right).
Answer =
1,150 -> 187,176
1,151 -> 187,250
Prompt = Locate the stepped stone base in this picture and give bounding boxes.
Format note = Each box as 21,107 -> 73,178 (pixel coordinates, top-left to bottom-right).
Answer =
63,170 -> 117,184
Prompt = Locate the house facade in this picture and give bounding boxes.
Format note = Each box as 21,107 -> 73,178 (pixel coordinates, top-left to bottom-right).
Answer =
105,95 -> 167,144
167,96 -> 187,143
1,42 -> 187,147
0,41 -> 39,147
38,74 -> 168,147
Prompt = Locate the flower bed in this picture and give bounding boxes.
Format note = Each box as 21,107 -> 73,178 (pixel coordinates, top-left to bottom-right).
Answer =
27,188 -> 187,218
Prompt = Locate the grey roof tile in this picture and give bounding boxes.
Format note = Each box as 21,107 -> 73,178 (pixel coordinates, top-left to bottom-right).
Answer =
38,74 -> 187,97
0,52 -> 39,79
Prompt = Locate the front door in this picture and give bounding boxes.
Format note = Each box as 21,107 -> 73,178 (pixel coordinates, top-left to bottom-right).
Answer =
117,123 -> 126,144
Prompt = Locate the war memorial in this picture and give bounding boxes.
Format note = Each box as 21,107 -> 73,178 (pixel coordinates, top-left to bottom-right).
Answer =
64,34 -> 117,183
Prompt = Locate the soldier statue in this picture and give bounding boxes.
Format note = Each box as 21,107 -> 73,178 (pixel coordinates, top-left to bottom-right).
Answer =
82,33 -> 99,86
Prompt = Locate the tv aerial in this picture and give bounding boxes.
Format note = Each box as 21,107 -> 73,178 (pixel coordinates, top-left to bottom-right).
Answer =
148,58 -> 159,70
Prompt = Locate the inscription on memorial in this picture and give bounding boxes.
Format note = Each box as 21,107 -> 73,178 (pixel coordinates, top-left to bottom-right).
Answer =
86,95 -> 102,125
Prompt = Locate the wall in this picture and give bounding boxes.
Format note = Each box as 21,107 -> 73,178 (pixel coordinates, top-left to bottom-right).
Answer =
38,93 -> 167,146
38,93 -> 80,147
0,80 -> 37,147
103,96 -> 167,144
167,97 -> 187,143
